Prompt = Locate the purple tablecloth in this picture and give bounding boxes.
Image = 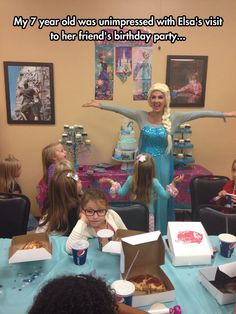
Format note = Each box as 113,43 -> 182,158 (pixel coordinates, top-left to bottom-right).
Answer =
79,164 -> 212,208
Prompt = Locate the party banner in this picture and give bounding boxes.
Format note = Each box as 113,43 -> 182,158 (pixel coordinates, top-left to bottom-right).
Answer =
95,44 -> 114,100
133,46 -> 152,100
115,46 -> 132,83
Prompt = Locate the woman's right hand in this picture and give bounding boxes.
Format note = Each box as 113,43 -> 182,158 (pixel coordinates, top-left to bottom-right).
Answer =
82,100 -> 101,108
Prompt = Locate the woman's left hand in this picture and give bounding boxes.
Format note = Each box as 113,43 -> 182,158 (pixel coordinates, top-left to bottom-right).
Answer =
224,111 -> 236,118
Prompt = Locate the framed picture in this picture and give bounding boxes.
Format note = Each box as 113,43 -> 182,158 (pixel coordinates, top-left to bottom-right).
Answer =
4,61 -> 55,124
166,55 -> 208,107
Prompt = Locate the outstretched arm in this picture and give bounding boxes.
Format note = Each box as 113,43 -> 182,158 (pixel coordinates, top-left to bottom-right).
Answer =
171,110 -> 236,133
82,99 -> 142,123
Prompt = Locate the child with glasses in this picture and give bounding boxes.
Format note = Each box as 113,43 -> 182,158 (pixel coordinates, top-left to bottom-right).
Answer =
66,188 -> 127,254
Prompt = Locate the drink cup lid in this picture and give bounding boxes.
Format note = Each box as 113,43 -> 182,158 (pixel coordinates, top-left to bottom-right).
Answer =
218,233 -> 236,243
72,239 -> 89,250
111,280 -> 135,296
97,229 -> 114,238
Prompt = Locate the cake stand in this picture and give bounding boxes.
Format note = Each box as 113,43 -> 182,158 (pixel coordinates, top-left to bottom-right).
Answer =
112,157 -> 135,172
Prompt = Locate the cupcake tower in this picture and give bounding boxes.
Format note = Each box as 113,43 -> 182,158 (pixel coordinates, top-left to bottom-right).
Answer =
60,124 -> 91,170
173,123 -> 194,168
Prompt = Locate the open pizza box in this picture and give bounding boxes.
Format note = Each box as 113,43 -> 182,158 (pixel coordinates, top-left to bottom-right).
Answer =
198,261 -> 236,305
102,229 -> 143,254
120,231 -> 175,307
9,232 -> 52,264
165,221 -> 213,266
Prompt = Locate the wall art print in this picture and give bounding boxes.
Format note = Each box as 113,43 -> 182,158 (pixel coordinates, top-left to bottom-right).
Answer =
133,46 -> 152,101
4,61 -> 55,124
95,44 -> 114,100
115,46 -> 132,83
166,55 -> 208,107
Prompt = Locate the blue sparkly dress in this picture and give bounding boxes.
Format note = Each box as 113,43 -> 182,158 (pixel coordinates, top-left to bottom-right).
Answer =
101,104 -> 224,234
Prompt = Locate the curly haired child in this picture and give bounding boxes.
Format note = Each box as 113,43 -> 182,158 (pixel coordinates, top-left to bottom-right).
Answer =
28,275 -> 147,314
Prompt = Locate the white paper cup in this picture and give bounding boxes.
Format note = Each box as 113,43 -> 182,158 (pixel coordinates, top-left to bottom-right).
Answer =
218,233 -> 236,258
97,229 -> 114,251
111,279 -> 135,306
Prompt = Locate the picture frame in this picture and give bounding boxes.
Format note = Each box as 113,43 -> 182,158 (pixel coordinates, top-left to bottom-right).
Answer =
166,55 -> 208,107
4,61 -> 55,124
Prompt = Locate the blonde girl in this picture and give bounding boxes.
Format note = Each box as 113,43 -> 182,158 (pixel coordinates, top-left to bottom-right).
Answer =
36,169 -> 81,235
36,142 -> 67,212
101,153 -> 183,232
0,155 -> 22,193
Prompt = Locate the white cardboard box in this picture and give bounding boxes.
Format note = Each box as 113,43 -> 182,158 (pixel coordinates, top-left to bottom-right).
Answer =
120,231 -> 175,307
102,241 -> 122,254
102,229 -> 143,255
166,221 -> 213,266
9,232 -> 52,263
199,261 -> 236,305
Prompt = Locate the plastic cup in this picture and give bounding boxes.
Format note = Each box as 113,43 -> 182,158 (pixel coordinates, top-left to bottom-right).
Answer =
72,240 -> 89,265
218,233 -> 236,258
97,229 -> 114,251
111,279 -> 135,306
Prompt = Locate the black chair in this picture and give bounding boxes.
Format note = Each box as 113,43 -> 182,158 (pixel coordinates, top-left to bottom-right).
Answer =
190,175 -> 229,221
109,201 -> 149,232
0,193 -> 30,238
199,207 -> 236,236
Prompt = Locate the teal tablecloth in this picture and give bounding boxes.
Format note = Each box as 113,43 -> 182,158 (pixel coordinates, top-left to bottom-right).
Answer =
0,236 -> 235,314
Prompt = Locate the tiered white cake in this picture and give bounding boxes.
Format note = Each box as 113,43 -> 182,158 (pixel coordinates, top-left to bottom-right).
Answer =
113,120 -> 137,161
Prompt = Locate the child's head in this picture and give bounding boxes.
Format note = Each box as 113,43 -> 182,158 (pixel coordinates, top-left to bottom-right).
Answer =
53,159 -> 82,195
188,73 -> 198,84
231,159 -> 236,181
28,275 -> 117,314
131,153 -> 155,204
42,143 -> 67,182
81,188 -> 108,229
44,170 -> 80,233
0,155 -> 21,192
54,159 -> 74,173
142,50 -> 149,60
